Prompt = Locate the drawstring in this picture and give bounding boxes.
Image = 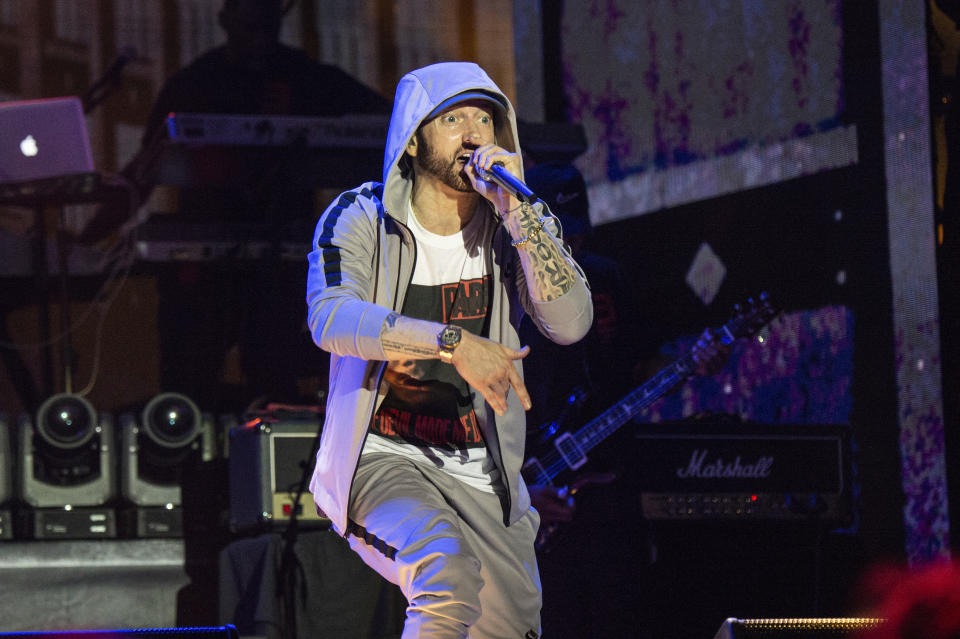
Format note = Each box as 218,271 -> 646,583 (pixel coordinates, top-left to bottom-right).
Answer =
374,208 -> 384,305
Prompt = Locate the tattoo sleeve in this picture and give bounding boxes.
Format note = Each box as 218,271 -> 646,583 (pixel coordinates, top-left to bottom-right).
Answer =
507,203 -> 576,302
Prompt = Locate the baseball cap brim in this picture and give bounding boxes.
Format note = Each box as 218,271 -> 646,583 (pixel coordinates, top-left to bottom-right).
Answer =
426,91 -> 508,121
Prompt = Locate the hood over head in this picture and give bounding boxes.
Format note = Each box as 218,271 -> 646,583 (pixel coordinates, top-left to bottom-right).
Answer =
381,61 -> 521,218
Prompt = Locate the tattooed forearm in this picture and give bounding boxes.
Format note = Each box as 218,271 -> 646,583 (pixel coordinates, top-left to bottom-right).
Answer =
507,206 -> 576,302
380,339 -> 438,357
380,313 -> 445,360
526,238 -> 572,301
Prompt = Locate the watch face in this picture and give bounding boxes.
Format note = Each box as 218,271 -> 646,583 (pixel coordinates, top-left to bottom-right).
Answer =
440,326 -> 461,347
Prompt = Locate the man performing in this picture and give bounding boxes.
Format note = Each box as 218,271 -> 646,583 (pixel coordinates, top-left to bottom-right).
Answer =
306,62 -> 593,638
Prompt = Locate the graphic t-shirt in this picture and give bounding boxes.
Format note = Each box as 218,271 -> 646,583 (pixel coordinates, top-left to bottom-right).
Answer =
363,201 -> 501,492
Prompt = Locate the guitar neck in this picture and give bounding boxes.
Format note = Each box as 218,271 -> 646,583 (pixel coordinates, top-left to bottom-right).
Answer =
525,293 -> 775,488
527,353 -> 695,487
573,353 -> 694,456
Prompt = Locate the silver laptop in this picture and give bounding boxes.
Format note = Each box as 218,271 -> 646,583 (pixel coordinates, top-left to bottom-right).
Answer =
0,96 -> 94,183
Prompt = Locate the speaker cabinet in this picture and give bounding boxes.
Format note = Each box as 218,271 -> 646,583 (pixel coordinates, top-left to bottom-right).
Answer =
19,394 -> 117,539
0,625 -> 239,638
120,393 -> 215,537
229,417 -> 327,532
1,413 -> 12,539
713,617 -> 886,638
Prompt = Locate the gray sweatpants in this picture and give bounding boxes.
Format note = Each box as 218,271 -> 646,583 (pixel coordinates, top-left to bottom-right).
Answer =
346,451 -> 542,639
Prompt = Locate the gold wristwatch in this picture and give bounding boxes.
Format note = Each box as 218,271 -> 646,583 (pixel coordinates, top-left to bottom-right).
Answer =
437,325 -> 462,363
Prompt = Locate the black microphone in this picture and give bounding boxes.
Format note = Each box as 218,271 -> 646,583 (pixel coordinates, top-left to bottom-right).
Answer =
82,46 -> 138,113
477,161 -> 537,204
104,46 -> 138,82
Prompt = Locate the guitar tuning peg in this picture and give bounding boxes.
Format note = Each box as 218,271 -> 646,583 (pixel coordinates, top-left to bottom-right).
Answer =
733,303 -> 742,314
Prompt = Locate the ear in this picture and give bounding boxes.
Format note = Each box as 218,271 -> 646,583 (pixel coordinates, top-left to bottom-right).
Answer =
406,135 -> 418,157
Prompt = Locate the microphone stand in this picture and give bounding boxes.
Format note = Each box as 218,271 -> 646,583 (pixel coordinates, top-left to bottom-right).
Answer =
277,407 -> 325,639
55,205 -> 75,394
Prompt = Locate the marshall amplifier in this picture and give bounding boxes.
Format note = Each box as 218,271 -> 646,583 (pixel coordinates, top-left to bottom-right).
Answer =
634,423 -> 853,524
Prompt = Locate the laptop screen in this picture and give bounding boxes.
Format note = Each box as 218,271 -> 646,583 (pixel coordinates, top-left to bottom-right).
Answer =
0,96 -> 95,184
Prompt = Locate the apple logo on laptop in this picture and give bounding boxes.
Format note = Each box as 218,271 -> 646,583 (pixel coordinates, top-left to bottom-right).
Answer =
19,134 -> 38,157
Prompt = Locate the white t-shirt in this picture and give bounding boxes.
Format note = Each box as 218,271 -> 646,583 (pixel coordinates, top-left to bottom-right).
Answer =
362,201 -> 502,494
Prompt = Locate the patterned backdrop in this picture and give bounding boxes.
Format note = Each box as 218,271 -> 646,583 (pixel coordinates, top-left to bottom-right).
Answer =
560,0 -> 949,562
562,0 -> 855,225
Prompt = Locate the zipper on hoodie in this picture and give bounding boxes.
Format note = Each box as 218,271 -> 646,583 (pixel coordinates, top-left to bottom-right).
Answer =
487,215 -> 514,520
347,213 -> 418,509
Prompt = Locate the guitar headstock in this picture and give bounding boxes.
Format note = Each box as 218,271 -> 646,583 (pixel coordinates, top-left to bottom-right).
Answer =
720,292 -> 778,344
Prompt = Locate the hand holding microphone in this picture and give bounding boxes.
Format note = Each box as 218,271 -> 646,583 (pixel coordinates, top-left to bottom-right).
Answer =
469,145 -> 538,209
476,162 -> 537,204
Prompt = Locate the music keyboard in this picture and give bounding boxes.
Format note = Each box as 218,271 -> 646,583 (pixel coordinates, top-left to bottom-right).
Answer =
165,112 -> 388,148
143,113 -> 586,188
134,219 -> 311,262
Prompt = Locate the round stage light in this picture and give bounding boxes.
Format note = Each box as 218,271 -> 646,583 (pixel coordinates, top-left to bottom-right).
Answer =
35,393 -> 97,450
141,393 -> 201,448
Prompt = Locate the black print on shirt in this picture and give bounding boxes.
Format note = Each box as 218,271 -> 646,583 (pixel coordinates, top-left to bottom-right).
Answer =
443,276 -> 490,322
372,275 -> 492,450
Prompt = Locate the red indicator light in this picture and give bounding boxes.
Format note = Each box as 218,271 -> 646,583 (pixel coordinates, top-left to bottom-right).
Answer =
750,494 -> 758,502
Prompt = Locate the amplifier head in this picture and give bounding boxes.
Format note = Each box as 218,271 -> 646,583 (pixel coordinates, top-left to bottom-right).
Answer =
635,423 -> 854,524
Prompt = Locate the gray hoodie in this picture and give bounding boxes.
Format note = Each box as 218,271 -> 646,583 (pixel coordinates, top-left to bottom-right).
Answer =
307,61 -> 593,535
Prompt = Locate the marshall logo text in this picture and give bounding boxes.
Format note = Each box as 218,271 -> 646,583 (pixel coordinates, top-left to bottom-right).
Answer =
676,449 -> 774,479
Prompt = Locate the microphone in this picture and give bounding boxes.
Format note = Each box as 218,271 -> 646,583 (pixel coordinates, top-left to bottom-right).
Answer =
82,46 -> 138,113
477,161 -> 537,204
103,46 -> 138,82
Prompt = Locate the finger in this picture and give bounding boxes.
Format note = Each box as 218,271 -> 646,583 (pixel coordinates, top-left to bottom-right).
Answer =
510,345 -> 531,360
490,380 -> 510,399
482,386 -> 507,416
473,145 -> 517,174
509,369 -> 532,410
471,144 -> 497,171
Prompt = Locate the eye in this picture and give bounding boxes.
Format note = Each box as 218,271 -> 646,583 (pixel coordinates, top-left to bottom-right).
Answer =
479,115 -> 492,126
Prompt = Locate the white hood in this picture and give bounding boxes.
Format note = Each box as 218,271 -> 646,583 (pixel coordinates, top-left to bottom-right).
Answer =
381,61 -> 521,217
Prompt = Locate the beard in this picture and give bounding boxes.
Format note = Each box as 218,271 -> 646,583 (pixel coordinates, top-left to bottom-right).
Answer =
414,133 -> 474,192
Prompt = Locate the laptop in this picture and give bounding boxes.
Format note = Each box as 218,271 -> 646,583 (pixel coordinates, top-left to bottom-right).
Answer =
0,96 -> 94,184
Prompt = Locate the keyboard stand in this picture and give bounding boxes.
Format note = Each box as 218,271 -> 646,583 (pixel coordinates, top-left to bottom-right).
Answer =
0,172 -> 123,404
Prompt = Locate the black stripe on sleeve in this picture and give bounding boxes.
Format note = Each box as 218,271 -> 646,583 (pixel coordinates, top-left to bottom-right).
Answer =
316,186 -> 384,287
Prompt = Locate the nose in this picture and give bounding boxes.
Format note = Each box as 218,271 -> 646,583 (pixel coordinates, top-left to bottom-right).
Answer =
462,122 -> 485,145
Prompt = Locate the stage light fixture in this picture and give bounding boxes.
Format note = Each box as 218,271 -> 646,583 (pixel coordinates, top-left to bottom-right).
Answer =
19,393 -> 117,538
120,392 -> 215,537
